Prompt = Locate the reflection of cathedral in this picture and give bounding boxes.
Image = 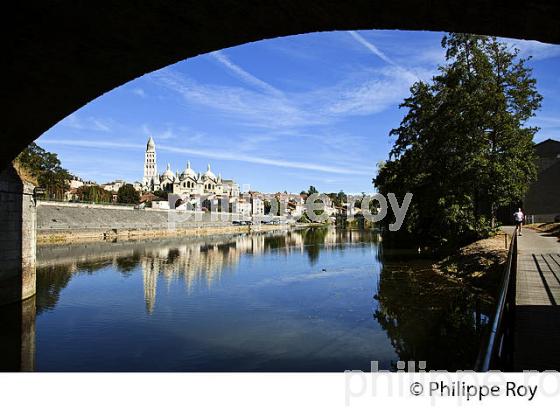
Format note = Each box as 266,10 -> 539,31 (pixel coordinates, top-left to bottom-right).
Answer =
138,232 -> 314,313
142,259 -> 159,314
142,136 -> 240,197
37,228 -> 380,315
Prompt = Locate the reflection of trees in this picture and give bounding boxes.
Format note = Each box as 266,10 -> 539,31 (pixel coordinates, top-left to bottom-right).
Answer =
298,228 -> 380,265
36,228 -> 379,314
76,260 -> 113,273
300,227 -> 329,265
374,260 -> 491,371
263,235 -> 286,252
115,253 -> 141,277
36,264 -> 74,314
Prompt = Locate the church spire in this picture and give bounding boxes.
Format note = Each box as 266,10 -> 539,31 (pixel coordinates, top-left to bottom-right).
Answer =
143,136 -> 157,188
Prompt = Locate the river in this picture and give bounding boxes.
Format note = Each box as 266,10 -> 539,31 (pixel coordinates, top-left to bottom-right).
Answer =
1,227 -> 493,371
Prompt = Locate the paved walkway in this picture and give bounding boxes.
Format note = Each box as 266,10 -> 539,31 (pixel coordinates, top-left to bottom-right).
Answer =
503,226 -> 560,371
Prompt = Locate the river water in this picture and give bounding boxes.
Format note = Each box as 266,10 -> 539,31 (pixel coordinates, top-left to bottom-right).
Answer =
3,228 -> 493,371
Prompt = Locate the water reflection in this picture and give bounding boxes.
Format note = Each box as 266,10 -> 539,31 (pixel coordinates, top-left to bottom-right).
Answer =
374,259 -> 492,371
36,228 -> 380,315
0,297 -> 36,371
0,227 -> 495,371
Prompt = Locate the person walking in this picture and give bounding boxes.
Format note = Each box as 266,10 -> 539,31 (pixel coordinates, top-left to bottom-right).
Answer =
513,208 -> 525,236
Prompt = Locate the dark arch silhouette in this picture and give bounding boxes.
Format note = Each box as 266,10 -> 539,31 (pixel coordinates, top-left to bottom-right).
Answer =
4,1 -> 560,168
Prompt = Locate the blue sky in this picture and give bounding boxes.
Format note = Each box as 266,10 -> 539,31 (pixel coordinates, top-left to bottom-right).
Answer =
37,30 -> 560,193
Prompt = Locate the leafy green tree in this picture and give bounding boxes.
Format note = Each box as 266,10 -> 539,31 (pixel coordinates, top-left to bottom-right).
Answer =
264,198 -> 281,216
337,190 -> 347,206
375,34 -> 541,249
76,185 -> 112,203
15,142 -> 71,199
117,184 -> 140,204
307,185 -> 318,196
153,190 -> 169,200
327,191 -> 347,207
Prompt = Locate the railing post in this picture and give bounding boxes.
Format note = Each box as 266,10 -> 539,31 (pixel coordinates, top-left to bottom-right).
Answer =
475,227 -> 517,371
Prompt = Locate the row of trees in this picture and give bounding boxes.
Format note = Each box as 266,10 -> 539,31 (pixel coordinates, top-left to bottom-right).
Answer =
14,142 -> 140,204
374,34 -> 541,249
74,184 -> 139,204
301,186 -> 374,210
14,142 -> 71,200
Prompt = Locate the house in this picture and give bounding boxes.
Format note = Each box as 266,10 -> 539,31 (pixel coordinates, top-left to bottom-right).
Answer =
524,138 -> 560,223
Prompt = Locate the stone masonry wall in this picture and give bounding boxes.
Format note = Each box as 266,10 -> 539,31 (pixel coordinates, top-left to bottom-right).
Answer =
0,165 -> 36,305
37,201 -> 247,242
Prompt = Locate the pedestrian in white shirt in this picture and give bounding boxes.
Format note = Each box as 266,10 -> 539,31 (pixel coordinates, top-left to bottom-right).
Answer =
513,208 -> 524,236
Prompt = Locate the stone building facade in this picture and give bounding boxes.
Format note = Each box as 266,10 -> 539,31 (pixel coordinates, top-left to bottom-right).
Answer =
524,138 -> 560,222
141,137 -> 239,198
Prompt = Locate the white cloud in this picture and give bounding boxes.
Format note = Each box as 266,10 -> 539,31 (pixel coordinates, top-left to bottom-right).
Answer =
62,114 -> 112,132
532,116 -> 560,126
153,66 -> 417,130
501,38 -> 560,61
43,139 -> 373,176
348,31 -> 398,66
348,31 -> 420,82
210,51 -> 284,97
324,68 -> 415,116
141,124 -> 178,140
153,69 -> 308,129
132,88 -> 146,98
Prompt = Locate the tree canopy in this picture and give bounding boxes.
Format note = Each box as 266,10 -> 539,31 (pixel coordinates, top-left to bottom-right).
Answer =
76,185 -> 112,203
117,184 -> 140,204
374,34 -> 541,250
14,142 -> 71,199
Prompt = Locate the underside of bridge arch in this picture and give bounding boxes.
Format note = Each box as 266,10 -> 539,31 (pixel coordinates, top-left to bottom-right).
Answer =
3,0 -> 560,167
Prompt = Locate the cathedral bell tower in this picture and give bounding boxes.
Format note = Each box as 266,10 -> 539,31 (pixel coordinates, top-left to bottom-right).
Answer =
143,136 -> 157,188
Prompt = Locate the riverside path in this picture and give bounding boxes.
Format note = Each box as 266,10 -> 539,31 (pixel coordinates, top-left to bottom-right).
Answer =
503,226 -> 560,371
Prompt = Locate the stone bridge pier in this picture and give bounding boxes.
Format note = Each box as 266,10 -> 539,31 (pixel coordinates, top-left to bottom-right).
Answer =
0,164 -> 36,305
0,297 -> 36,371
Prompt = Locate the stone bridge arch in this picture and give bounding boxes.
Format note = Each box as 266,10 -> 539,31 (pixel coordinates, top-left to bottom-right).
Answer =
3,0 -> 560,168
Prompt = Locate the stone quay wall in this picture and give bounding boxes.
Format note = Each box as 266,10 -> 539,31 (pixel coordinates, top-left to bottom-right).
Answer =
36,201 -> 290,243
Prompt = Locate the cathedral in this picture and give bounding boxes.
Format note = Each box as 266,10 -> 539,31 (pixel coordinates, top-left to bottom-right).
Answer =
142,136 -> 239,198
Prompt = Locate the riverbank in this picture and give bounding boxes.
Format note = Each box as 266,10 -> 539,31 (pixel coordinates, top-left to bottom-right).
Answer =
36,200 -> 324,244
526,222 -> 560,241
37,223 -> 324,245
433,233 -> 509,298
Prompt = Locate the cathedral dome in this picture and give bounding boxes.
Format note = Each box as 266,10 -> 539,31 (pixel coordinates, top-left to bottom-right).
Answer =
180,161 -> 197,180
162,163 -> 175,181
203,163 -> 216,180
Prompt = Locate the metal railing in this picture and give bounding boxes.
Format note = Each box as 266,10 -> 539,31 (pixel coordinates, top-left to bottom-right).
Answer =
474,227 -> 518,371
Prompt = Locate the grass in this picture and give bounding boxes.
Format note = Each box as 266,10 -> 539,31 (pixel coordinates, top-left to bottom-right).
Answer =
12,159 -> 38,185
433,233 -> 509,299
526,222 -> 560,241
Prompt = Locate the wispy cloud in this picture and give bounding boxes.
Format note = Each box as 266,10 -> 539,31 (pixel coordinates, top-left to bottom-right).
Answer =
324,68 -> 415,116
132,88 -> 146,98
153,65 -> 417,130
348,31 -> 398,66
501,38 -> 560,61
43,139 -> 373,176
61,113 -> 112,132
348,31 -> 420,82
153,69 -> 307,129
210,50 -> 284,97
140,124 -> 179,140
531,115 -> 560,126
